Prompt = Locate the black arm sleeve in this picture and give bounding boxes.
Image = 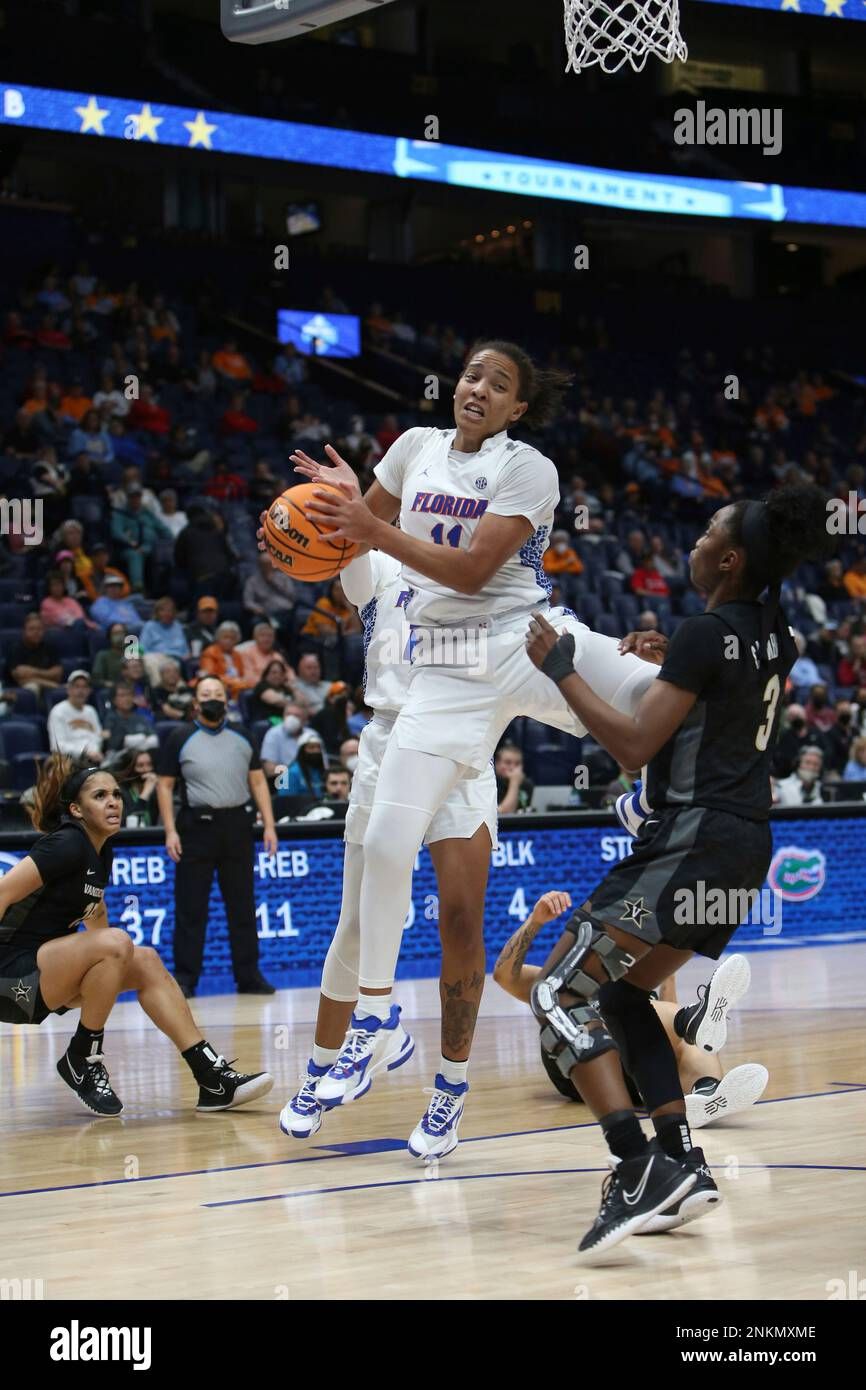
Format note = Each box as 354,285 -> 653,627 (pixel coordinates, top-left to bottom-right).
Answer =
656,616 -> 725,697
28,827 -> 88,883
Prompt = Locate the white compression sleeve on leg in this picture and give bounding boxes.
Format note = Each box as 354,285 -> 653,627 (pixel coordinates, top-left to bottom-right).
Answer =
357,743 -> 466,991
320,841 -> 365,1002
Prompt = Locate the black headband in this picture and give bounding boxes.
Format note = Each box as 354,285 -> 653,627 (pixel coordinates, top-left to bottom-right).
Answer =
740,500 -> 780,654
62,766 -> 104,806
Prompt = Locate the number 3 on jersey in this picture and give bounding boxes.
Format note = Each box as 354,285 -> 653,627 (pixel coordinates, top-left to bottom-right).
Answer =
755,673 -> 780,751
431,523 -> 462,548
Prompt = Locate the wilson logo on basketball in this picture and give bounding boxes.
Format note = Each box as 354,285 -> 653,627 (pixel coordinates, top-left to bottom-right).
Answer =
767,846 -> 826,903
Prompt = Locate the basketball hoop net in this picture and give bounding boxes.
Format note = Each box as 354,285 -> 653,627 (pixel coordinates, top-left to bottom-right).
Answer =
563,0 -> 687,75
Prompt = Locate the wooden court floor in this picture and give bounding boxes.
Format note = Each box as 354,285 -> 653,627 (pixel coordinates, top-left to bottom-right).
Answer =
2,944 -> 864,1302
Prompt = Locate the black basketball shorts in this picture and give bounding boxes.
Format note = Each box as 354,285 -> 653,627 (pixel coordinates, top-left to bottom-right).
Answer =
588,805 -> 773,960
0,950 -> 59,1026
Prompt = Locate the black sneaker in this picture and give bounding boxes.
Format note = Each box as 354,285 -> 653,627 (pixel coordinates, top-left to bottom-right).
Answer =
195,1055 -> 274,1112
57,1051 -> 124,1117
675,954 -> 751,1053
236,975 -> 277,996
577,1148 -> 696,1258
637,1145 -> 722,1234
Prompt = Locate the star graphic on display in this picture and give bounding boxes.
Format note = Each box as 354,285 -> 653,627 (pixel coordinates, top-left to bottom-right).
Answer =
74,96 -> 110,135
183,111 -> 217,149
779,0 -> 800,9
12,979 -> 32,1005
128,103 -> 163,142
620,897 -> 652,929
823,0 -> 845,12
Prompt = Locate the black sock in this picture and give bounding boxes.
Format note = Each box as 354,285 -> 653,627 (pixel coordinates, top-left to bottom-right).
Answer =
601,1109 -> 648,1162
653,1112 -> 693,1159
691,1075 -> 720,1095
68,1022 -> 104,1066
181,1040 -> 222,1081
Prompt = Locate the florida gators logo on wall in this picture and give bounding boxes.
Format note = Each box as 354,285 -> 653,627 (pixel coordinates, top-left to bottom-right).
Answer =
767,846 -> 826,902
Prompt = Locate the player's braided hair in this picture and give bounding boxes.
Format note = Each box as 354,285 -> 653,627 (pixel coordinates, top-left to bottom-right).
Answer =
725,483 -> 835,596
29,755 -> 104,833
465,340 -> 572,430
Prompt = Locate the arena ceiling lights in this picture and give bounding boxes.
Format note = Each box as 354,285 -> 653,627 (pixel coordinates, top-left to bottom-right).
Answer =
3,81 -> 866,229
220,0 -> 399,45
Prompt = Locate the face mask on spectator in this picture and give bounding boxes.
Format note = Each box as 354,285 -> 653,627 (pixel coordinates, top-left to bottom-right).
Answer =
283,714 -> 301,735
343,755 -> 359,773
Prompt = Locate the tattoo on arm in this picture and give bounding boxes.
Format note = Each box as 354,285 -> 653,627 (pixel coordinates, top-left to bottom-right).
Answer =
495,920 -> 540,979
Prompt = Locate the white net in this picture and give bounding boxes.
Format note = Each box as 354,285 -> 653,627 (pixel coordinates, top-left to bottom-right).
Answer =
563,0 -> 688,75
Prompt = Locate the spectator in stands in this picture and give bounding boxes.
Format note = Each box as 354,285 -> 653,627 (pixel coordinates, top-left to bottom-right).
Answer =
108,416 -> 148,471
339,736 -> 359,772
261,703 -> 308,782
111,484 -> 171,591
67,452 -> 111,510
542,529 -> 583,603
152,658 -> 194,721
204,457 -> 250,501
376,413 -> 402,454
6,613 -> 63,698
3,408 -> 39,458
790,633 -> 822,691
193,348 -> 217,396
323,766 -> 351,802
82,542 -> 130,601
39,570 -> 96,631
174,508 -> 236,600
824,701 -> 855,775
301,578 -> 361,647
273,342 -> 306,387
775,746 -> 825,807
212,339 -> 253,383
291,411 -> 330,444
104,679 -> 159,753
92,622 -> 132,687
614,528 -> 647,577
842,736 -> 866,782
185,595 -> 220,659
36,314 -> 71,352
805,683 -> 837,734
30,453 -> 70,533
111,465 -> 159,515
155,488 -> 188,539
242,551 -> 296,624
128,382 -> 171,436
282,730 -> 327,796
843,552 -> 866,602
249,661 -> 297,723
291,651 -> 330,714
248,459 -> 285,508
52,552 -> 82,599
772,703 -> 818,778
114,747 -> 159,827
648,534 -> 685,587
120,654 -> 154,712
311,681 -> 352,752
237,621 -> 289,686
817,558 -> 847,608
495,742 -> 533,814
47,669 -> 104,760
837,633 -> 866,689
90,574 -> 144,633
59,379 -> 92,424
92,371 -> 129,419
807,619 -> 840,669
139,595 -> 190,665
637,609 -> 660,632
630,551 -> 671,602
198,621 -> 253,700
69,408 -> 114,466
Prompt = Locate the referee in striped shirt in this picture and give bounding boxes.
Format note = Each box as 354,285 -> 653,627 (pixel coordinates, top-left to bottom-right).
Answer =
156,676 -> 278,998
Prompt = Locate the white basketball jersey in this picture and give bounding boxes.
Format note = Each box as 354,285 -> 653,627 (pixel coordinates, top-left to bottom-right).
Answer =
341,550 -> 413,714
374,426 -> 560,626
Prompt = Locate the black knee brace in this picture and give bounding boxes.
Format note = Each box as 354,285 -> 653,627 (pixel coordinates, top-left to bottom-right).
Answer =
530,912 -> 636,1068
596,979 -> 683,1112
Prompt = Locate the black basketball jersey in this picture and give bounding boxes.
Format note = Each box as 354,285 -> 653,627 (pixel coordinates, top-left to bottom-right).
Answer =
0,820 -> 113,970
647,601 -> 797,822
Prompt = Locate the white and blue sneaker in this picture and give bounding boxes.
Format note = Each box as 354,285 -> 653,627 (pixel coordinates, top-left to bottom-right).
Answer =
279,1059 -> 330,1139
316,1005 -> 414,1108
614,780 -> 652,837
407,1074 -> 469,1162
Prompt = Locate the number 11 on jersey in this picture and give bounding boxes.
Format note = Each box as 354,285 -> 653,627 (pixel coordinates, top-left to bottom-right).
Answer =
431,523 -> 462,548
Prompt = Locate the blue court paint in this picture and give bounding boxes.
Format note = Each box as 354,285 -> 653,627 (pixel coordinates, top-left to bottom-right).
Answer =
203,1161 -> 866,1209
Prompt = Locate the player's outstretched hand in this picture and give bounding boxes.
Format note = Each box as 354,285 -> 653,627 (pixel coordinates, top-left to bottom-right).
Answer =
305,486 -> 377,544
531,890 -> 572,924
291,444 -> 360,495
618,629 -> 669,664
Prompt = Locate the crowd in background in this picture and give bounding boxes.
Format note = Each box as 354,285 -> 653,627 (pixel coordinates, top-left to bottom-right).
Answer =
3,255 -> 866,829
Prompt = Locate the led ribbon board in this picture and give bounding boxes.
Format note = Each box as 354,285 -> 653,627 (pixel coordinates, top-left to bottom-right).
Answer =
2,82 -> 866,228
693,0 -> 861,19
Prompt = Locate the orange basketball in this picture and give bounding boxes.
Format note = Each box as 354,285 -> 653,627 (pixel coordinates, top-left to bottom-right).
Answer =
262,482 -> 358,582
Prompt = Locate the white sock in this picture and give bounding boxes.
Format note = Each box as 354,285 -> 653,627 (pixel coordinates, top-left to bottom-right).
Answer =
355,993 -> 392,1023
311,1044 -> 341,1068
440,1055 -> 469,1086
